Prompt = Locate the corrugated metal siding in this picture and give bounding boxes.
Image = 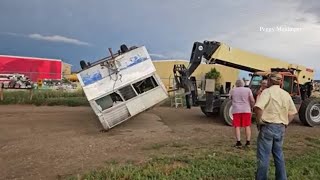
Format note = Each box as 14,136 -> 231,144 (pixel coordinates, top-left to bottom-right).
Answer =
102,104 -> 130,128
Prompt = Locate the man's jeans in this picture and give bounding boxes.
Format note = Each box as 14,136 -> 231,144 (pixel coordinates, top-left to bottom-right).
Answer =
256,123 -> 287,180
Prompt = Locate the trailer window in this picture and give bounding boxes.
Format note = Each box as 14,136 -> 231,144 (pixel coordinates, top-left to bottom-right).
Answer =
132,76 -> 158,94
96,92 -> 123,111
119,85 -> 137,100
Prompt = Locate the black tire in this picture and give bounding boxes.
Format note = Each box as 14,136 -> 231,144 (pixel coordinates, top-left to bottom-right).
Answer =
120,44 -> 129,53
299,98 -> 320,127
80,60 -> 88,70
200,106 -> 217,117
220,99 -> 233,126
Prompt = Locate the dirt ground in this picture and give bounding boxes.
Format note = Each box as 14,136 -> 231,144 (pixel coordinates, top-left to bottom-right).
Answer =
1,105 -> 320,180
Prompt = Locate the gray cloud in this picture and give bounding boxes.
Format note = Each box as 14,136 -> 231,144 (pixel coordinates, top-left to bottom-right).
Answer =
0,0 -> 319,79
295,17 -> 307,22
0,32 -> 92,46
149,53 -> 168,59
28,34 -> 92,46
202,1 -> 320,79
295,0 -> 320,23
0,32 -> 24,37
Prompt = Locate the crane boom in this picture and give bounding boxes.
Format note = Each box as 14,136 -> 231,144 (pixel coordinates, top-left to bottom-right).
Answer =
186,41 -> 314,84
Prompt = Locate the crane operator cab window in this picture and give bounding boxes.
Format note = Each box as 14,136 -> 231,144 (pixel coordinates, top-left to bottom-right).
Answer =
249,75 -> 266,99
282,75 -> 302,104
282,75 -> 299,95
250,75 -> 263,86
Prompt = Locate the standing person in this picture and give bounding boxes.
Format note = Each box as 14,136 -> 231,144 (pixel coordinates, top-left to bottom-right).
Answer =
254,73 -> 297,180
220,84 -> 225,94
230,79 -> 255,148
256,80 -> 268,100
306,80 -> 313,98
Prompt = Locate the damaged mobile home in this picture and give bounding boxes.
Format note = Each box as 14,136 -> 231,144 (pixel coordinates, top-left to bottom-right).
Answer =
77,45 -> 168,130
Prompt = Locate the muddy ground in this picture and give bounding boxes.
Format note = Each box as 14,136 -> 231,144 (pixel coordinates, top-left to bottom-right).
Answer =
1,105 -> 320,180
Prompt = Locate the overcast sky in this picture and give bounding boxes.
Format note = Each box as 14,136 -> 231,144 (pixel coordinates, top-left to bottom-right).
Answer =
0,0 -> 319,79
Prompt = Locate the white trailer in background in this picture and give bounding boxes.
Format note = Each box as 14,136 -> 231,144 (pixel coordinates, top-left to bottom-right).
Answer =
77,45 -> 168,130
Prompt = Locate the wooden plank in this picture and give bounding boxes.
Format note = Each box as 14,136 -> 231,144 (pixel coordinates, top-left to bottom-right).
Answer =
29,88 -> 33,101
0,83 -> 3,101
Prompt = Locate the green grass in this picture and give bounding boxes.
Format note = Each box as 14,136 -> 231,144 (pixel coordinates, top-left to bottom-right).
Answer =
145,143 -> 167,150
142,142 -> 188,151
0,89 -> 89,106
305,137 -> 320,145
66,141 -> 320,180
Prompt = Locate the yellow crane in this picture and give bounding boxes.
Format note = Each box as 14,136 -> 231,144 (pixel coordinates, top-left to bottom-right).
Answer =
173,40 -> 319,127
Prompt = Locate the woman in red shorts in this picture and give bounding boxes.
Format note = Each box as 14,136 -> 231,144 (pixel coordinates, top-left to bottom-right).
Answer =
230,79 -> 255,148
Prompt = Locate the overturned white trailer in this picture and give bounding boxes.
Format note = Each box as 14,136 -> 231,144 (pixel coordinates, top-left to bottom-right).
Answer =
77,45 -> 168,130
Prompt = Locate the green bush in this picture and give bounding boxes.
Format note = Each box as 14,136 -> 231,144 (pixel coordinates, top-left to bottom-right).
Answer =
205,68 -> 221,80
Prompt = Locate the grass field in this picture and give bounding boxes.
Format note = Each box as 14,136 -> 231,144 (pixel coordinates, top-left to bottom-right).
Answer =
0,89 -> 89,106
0,89 -> 179,107
66,137 -> 320,180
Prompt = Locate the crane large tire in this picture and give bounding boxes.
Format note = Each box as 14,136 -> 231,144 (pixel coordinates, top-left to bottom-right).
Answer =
299,98 -> 320,127
220,99 -> 233,126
